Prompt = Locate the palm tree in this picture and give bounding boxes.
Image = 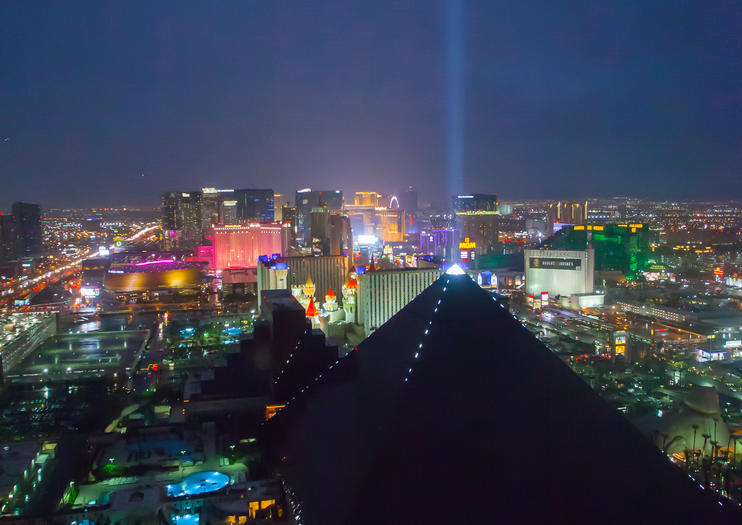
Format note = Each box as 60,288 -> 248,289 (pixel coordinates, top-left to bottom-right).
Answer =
702,434 -> 712,487
702,434 -> 711,457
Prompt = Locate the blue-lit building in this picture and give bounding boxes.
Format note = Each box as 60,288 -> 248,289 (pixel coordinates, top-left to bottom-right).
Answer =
419,228 -> 458,263
230,188 -> 275,223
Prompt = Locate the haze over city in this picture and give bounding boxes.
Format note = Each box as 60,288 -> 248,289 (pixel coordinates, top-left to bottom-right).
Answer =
2,2 -> 742,523
2,0 -> 741,209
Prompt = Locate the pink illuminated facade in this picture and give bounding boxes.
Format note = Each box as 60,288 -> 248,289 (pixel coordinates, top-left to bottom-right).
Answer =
212,223 -> 289,271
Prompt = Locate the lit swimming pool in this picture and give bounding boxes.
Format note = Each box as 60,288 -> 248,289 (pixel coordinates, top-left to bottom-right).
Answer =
166,471 -> 229,497
173,514 -> 200,525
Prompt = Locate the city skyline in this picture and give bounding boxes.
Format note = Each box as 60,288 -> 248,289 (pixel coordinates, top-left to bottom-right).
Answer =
2,2 -> 742,522
2,0 -> 741,209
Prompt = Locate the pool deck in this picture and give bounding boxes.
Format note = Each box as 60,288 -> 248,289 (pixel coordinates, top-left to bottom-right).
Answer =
72,461 -> 248,508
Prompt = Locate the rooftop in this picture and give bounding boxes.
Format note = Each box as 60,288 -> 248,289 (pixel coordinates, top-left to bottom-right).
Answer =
260,289 -> 303,313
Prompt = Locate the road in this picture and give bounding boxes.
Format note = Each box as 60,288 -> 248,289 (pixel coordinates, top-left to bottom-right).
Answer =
1,222 -> 160,308
132,318 -> 169,394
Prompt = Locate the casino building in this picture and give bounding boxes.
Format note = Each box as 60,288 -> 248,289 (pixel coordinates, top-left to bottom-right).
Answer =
524,248 -> 594,298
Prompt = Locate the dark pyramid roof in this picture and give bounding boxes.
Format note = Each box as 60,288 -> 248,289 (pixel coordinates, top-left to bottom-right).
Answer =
268,272 -> 739,524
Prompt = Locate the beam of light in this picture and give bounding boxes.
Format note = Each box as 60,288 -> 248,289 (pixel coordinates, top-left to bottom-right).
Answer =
446,0 -> 465,199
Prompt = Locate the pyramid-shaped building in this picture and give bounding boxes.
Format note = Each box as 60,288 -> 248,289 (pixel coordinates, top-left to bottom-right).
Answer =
266,270 -> 739,524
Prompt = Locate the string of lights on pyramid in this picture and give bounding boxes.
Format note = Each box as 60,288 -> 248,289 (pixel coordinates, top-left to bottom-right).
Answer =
271,263 -> 513,421
266,264 -> 518,425
401,263 -> 498,384
264,263 -> 739,519
273,280 -> 339,390
264,268 -> 449,424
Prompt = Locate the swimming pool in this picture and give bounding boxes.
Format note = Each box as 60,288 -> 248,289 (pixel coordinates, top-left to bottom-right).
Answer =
166,471 -> 230,497
173,514 -> 199,525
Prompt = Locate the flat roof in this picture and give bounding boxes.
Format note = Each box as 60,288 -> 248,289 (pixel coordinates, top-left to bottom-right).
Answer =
261,290 -> 303,312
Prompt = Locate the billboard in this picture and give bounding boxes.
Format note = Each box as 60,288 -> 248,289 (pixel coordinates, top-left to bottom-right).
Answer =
529,257 -> 582,270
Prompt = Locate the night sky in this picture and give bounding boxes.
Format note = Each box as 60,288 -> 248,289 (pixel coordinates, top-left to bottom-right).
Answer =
1,1 -> 740,209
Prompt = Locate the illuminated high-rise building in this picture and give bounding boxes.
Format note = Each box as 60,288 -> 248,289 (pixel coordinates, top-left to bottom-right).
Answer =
328,213 -> 353,258
452,193 -> 498,213
310,205 -> 330,255
220,199 -> 239,224
419,228 -> 458,263
295,188 -> 343,246
457,213 -> 499,255
162,191 -> 202,247
274,194 -> 286,222
398,186 -> 418,212
200,187 -> 220,235
218,188 -> 275,223
375,209 -> 406,243
212,223 -> 289,271
451,193 -> 502,256
353,191 -> 380,207
306,205 -> 353,258
281,205 -> 298,249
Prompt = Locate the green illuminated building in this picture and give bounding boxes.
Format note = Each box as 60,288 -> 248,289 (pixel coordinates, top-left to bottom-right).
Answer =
545,223 -> 657,273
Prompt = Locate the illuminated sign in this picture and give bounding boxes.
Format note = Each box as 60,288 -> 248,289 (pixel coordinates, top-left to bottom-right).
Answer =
697,349 -> 727,362
529,257 -> 582,270
541,291 -> 549,305
81,286 -> 100,298
356,234 -> 379,245
459,237 -> 476,250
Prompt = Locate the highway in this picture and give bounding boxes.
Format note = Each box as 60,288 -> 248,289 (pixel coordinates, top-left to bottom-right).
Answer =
1,222 -> 161,310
